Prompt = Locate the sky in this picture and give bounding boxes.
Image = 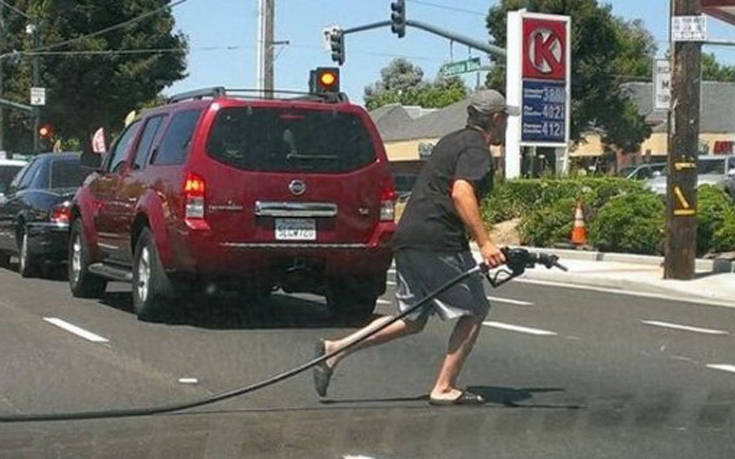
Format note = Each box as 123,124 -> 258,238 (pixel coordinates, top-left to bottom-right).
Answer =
167,0 -> 735,106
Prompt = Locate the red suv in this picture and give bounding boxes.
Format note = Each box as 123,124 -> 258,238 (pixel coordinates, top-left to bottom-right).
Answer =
70,87 -> 396,321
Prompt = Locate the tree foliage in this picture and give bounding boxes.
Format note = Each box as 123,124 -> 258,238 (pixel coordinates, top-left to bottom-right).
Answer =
2,0 -> 187,152
364,58 -> 468,111
701,52 -> 735,82
485,0 -> 652,153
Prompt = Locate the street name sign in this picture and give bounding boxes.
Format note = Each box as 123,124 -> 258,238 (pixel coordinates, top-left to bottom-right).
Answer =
439,57 -> 482,76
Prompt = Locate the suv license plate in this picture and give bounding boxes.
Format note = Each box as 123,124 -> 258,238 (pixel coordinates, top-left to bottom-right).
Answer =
275,218 -> 316,241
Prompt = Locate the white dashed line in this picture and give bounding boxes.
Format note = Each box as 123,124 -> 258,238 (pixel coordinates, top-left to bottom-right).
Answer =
387,269 -> 396,274
640,320 -> 729,335
386,281 -> 397,286
483,321 -> 557,336
706,364 -> 735,374
486,296 -> 533,306
377,299 -> 392,305
43,317 -> 109,343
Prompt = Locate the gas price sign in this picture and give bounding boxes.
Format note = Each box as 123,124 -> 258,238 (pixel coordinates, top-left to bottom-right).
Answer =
521,80 -> 566,143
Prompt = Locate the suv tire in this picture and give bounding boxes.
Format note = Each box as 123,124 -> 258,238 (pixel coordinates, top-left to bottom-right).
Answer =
69,219 -> 108,298
0,252 -> 11,268
132,228 -> 176,321
327,275 -> 381,322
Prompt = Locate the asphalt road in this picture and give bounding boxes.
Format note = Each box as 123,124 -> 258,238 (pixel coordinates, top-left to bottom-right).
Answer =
0,262 -> 734,459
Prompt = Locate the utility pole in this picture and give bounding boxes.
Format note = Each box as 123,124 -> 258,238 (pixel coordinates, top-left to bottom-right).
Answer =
256,0 -> 274,97
665,0 -> 701,280
0,7 -> 4,152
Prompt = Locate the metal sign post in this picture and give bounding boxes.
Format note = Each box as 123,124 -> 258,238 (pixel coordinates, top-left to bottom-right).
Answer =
506,11 -> 571,179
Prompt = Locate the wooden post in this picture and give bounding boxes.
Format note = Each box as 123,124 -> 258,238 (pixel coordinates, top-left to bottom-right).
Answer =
665,0 -> 701,280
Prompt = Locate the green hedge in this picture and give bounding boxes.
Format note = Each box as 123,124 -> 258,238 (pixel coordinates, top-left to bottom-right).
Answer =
481,177 -> 645,224
483,177 -> 735,255
588,192 -> 666,255
697,185 -> 735,256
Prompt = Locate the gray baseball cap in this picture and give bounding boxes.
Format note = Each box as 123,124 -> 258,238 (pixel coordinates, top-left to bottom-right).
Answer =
468,90 -> 520,117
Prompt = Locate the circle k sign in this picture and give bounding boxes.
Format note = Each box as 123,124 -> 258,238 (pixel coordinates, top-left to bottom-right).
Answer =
523,18 -> 567,81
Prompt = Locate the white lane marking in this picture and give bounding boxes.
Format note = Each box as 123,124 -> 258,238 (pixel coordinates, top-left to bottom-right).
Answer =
387,269 -> 396,274
178,378 -> 199,384
483,321 -> 557,336
515,278 -> 735,309
641,320 -> 729,335
386,281 -> 397,286
43,317 -> 109,343
377,299 -> 392,305
344,455 -> 375,459
706,364 -> 735,374
486,296 -> 533,306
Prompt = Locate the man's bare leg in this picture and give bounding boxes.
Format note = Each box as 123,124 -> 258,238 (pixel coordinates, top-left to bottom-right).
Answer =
429,314 -> 485,401
324,315 -> 426,368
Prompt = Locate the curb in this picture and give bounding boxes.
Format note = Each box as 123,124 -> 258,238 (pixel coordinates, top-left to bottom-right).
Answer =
472,243 -> 735,273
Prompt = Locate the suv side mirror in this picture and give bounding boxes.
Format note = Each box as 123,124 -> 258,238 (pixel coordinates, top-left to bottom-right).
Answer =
81,151 -> 103,170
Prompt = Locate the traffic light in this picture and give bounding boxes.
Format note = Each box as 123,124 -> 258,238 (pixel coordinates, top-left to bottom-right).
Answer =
309,67 -> 340,94
39,123 -> 53,139
390,0 -> 406,38
329,29 -> 345,66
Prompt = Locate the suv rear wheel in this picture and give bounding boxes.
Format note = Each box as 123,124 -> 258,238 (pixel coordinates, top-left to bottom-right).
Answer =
327,275 -> 382,322
69,220 -> 108,298
132,228 -> 176,321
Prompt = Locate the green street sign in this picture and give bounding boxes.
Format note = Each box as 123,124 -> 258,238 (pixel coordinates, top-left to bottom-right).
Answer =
439,57 -> 482,76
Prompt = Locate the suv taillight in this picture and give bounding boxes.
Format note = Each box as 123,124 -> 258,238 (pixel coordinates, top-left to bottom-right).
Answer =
380,178 -> 397,221
183,172 -> 207,227
50,201 -> 71,224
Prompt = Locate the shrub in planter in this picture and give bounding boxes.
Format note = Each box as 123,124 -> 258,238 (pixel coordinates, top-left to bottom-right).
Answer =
519,198 -> 576,247
697,185 -> 735,255
712,212 -> 735,253
588,192 -> 665,255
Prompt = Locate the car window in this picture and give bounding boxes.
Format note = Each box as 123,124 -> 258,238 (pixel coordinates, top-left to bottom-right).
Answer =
152,110 -> 201,165
107,121 -> 141,173
30,159 -> 50,189
18,159 -> 41,189
50,158 -> 88,189
206,107 -> 376,173
9,163 -> 30,191
0,165 -> 24,192
697,158 -> 726,175
132,116 -> 165,170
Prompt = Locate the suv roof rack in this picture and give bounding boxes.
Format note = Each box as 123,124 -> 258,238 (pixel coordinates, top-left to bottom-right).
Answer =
166,87 -> 349,104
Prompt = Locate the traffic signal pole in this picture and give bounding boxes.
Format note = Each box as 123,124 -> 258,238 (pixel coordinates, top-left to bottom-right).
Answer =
665,0 -> 701,280
31,25 -> 40,154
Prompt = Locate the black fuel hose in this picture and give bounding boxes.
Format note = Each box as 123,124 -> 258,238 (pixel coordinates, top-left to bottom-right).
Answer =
0,263 -> 490,422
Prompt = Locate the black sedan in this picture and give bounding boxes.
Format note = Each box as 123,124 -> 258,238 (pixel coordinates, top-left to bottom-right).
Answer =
0,153 -> 89,277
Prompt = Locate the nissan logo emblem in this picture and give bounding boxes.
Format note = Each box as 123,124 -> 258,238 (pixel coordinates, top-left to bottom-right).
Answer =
289,180 -> 306,196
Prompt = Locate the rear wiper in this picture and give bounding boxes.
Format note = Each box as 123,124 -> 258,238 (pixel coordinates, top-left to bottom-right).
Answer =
286,153 -> 338,161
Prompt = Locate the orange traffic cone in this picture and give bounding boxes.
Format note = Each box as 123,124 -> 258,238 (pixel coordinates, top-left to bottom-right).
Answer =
571,202 -> 587,246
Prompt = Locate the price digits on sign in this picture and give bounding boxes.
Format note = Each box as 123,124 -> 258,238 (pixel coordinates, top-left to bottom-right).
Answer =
542,104 -> 564,120
541,122 -> 564,138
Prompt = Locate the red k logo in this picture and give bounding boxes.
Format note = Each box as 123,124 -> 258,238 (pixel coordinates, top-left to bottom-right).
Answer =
523,19 -> 567,80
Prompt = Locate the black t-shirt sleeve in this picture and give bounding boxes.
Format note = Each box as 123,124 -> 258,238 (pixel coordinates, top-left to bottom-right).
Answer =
453,146 -> 493,195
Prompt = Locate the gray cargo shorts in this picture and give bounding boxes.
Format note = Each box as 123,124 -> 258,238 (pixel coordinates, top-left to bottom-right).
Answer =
394,249 -> 490,322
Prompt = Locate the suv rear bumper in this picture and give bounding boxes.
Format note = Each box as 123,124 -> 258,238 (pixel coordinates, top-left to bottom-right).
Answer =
169,222 -> 395,278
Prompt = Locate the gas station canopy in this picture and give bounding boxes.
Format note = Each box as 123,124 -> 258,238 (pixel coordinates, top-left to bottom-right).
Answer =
702,0 -> 735,25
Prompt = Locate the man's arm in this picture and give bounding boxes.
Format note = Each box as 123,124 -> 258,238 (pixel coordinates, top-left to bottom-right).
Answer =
451,179 -> 505,267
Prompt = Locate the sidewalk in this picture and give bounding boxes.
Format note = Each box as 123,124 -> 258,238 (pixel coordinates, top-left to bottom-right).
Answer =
470,244 -> 735,307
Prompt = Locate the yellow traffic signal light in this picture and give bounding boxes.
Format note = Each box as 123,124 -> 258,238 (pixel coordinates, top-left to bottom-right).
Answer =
310,67 -> 340,94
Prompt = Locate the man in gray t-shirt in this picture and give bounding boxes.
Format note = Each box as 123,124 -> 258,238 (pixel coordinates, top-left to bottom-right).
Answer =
313,90 -> 519,405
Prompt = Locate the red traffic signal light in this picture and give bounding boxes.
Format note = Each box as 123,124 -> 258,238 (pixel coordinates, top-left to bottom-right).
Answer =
39,124 -> 53,139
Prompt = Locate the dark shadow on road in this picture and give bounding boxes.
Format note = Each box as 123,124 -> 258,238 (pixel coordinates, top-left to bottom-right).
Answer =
98,290 -> 377,330
319,387 -> 581,410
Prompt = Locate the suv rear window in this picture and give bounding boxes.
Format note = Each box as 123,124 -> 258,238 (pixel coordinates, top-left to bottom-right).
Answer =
50,158 -> 88,189
206,107 -> 376,173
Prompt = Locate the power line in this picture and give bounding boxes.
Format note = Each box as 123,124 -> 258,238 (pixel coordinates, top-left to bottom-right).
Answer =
0,0 -> 31,19
16,45 -> 244,57
406,0 -> 487,17
287,43 -> 447,63
33,0 -> 192,52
